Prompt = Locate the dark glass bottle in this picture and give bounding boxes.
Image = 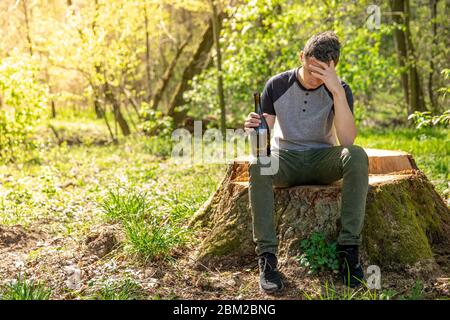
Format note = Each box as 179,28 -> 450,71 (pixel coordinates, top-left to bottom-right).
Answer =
253,92 -> 271,157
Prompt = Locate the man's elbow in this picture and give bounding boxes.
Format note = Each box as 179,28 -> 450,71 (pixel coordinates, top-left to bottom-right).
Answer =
339,131 -> 357,146
340,139 -> 355,146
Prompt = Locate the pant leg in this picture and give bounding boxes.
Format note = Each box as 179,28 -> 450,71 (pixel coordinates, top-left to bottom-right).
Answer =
248,150 -> 302,256
303,145 -> 369,245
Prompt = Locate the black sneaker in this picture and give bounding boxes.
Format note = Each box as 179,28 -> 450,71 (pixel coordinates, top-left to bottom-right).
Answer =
258,252 -> 284,293
337,245 -> 365,288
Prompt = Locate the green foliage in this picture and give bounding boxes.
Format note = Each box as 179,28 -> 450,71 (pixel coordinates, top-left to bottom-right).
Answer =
378,289 -> 399,300
408,110 -> 450,129
141,135 -> 173,158
124,218 -> 185,259
303,278 -> 427,300
140,104 -> 174,138
101,187 -> 149,222
1,276 -> 52,300
0,55 -> 48,163
100,186 -> 189,260
437,68 -> 450,99
297,232 -> 339,274
399,280 -> 425,300
302,279 -> 378,300
90,278 -> 145,300
185,0 -> 399,126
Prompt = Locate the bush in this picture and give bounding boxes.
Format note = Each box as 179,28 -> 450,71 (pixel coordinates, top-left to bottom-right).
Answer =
408,110 -> 450,129
140,104 -> 174,138
0,55 -> 48,163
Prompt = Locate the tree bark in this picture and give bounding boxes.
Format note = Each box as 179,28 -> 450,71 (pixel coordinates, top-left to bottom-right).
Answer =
210,0 -> 226,136
103,80 -> 131,137
151,33 -> 192,111
390,0 -> 426,114
167,11 -> 225,117
22,0 -> 33,57
143,3 -> 152,100
92,0 -> 105,119
428,0 -> 438,111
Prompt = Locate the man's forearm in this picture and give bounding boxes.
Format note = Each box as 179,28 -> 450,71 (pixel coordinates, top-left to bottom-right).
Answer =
332,88 -> 357,146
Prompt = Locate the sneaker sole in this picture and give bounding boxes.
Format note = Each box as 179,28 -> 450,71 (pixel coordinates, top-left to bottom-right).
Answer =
259,281 -> 285,294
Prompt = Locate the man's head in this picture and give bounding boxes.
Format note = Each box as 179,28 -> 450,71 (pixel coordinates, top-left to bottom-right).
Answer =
299,31 -> 341,88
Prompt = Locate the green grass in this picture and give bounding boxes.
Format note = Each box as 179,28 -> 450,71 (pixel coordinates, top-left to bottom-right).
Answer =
0,133 -> 223,241
0,119 -> 446,299
98,148 -> 223,260
123,216 -> 187,260
399,280 -> 425,300
302,278 -> 425,300
1,276 -> 52,300
302,279 -> 378,300
100,186 -> 182,259
100,187 -> 150,222
356,126 -> 449,196
89,278 -> 145,300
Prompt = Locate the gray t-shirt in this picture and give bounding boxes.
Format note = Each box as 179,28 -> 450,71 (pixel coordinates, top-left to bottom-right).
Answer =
261,66 -> 354,152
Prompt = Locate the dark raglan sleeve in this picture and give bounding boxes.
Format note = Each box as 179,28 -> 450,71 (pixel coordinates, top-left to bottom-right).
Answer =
342,81 -> 354,115
260,78 -> 276,116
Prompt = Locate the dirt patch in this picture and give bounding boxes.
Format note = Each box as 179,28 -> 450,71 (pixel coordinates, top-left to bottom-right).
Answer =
0,225 -> 43,249
84,224 -> 122,258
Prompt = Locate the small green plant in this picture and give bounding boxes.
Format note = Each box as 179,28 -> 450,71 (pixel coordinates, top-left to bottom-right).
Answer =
399,280 -> 424,300
99,186 -> 189,261
91,278 -> 145,300
140,106 -> 174,138
437,68 -> 450,99
297,232 -> 339,274
408,110 -> 450,129
1,276 -> 52,300
302,279 -> 378,300
100,186 -> 149,222
379,289 -> 398,300
123,218 -> 186,260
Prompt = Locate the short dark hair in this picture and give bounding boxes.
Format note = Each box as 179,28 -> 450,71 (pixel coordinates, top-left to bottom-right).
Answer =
303,31 -> 341,65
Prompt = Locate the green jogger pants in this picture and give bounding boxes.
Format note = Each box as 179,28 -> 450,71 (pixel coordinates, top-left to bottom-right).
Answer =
248,145 -> 369,256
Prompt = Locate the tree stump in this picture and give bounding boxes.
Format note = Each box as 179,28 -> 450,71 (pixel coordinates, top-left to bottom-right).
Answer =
190,148 -> 450,270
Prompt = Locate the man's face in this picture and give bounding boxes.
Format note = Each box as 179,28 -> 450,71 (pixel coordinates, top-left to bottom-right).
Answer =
300,52 -> 331,88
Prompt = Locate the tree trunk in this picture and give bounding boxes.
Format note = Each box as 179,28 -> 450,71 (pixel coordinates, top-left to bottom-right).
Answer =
104,81 -> 131,137
143,3 -> 152,100
390,0 -> 426,114
167,12 -> 225,117
190,148 -> 450,272
22,0 -> 33,57
428,0 -> 438,111
210,0 -> 226,136
151,33 -> 192,111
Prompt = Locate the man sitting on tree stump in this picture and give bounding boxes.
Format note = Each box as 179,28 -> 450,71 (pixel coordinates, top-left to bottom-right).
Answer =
244,31 -> 369,292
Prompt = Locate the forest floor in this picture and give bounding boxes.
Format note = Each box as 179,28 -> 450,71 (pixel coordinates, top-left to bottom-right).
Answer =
0,121 -> 449,300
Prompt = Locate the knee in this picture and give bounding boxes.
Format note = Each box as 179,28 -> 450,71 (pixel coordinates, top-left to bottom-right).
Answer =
249,158 -> 275,181
342,145 -> 369,168
249,161 -> 265,180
